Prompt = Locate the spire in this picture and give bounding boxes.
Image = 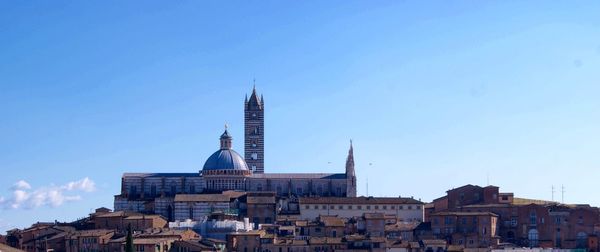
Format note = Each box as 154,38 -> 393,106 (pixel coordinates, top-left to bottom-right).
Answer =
220,124 -> 232,149
346,139 -> 355,176
247,83 -> 262,110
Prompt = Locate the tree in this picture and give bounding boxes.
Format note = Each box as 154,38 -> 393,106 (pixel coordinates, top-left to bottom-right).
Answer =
125,224 -> 134,252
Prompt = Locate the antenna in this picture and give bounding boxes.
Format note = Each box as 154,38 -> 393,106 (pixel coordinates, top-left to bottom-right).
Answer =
561,185 -> 565,204
551,185 -> 555,202
367,162 -> 373,196
486,172 -> 489,186
366,176 -> 369,197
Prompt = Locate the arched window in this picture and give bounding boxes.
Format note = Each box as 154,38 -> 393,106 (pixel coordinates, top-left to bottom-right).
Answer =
150,184 -> 157,197
528,229 -> 539,247
170,182 -> 177,195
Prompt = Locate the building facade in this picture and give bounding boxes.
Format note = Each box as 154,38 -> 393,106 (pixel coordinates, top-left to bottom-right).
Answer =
114,87 -> 358,222
298,197 -> 424,221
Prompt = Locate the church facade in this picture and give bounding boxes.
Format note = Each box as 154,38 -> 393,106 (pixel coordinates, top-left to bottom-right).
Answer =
114,87 -> 357,220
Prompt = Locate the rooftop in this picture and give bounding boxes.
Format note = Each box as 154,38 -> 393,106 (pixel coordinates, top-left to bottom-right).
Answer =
430,211 -> 498,217
122,173 -> 198,178
174,194 -> 230,202
300,196 -> 424,205
251,173 -> 346,179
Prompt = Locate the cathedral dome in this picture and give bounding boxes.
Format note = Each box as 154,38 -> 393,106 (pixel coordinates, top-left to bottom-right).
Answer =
202,129 -> 249,171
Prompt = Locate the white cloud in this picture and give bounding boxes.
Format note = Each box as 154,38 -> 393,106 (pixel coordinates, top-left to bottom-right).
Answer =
62,177 -> 96,192
11,180 -> 31,190
1,177 -> 96,210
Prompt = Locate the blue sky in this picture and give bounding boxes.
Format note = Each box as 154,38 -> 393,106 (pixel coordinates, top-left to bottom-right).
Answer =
1,1 -> 600,231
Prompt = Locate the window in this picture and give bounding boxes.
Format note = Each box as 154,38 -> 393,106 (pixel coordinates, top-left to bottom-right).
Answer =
171,184 -> 177,195
189,185 -> 195,194
511,217 -> 518,227
348,205 -> 353,210
399,206 -> 403,210
251,153 -> 258,160
150,185 -> 157,197
251,141 -> 257,147
305,205 -> 310,209
296,187 -> 302,195
530,212 -> 537,225
462,218 -> 467,225
313,205 -> 318,210
528,229 -> 539,247
383,206 -> 387,210
555,217 -> 561,225
251,165 -> 257,172
444,217 -> 453,225
338,205 -> 343,210
330,205 -> 334,209
366,206 -> 371,210
374,205 -> 379,210
357,205 -> 362,210
408,205 -> 412,210
257,184 -> 263,191
391,205 -> 395,210
130,186 -> 137,196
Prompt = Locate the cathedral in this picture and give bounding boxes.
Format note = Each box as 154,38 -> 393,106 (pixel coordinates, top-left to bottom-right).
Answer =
114,86 -> 357,219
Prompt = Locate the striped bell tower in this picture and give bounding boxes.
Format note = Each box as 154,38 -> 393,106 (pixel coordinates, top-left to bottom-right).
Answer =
244,85 -> 265,173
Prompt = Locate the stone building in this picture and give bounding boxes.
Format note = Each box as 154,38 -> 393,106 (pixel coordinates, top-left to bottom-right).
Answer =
427,184 -> 600,249
114,87 -> 357,222
429,211 -> 499,248
298,197 -> 424,222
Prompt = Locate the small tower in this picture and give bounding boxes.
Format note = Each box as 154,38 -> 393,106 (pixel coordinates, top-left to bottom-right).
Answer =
346,140 -> 357,197
245,85 -> 265,173
220,125 -> 232,149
